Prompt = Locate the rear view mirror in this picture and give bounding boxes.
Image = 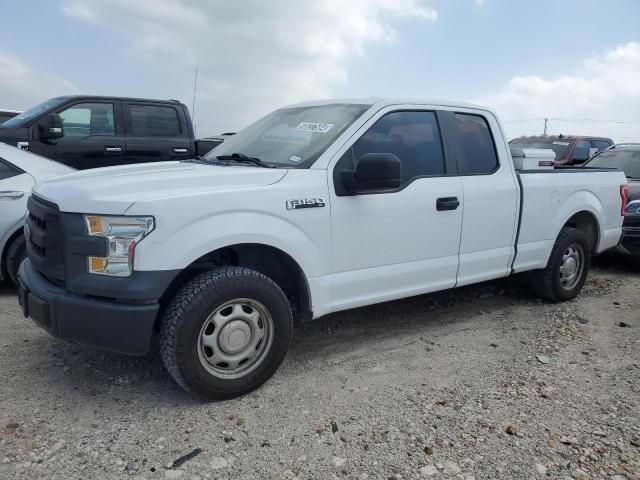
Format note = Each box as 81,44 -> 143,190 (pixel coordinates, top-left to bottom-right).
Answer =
342,153 -> 402,193
38,114 -> 64,141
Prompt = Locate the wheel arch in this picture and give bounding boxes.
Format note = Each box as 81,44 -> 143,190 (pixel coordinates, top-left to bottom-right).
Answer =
157,242 -> 313,328
562,210 -> 600,253
0,224 -> 25,281
551,189 -> 606,255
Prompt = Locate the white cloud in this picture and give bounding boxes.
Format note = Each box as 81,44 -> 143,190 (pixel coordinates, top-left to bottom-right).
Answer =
481,42 -> 640,142
62,0 -> 437,135
0,53 -> 79,111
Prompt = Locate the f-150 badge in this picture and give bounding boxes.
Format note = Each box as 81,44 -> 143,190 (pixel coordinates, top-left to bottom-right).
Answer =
286,198 -> 326,210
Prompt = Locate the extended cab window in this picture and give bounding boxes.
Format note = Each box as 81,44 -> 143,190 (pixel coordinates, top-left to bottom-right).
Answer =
129,105 -> 182,137
454,114 -> 498,175
0,159 -> 20,180
352,111 -> 445,181
59,103 -> 115,137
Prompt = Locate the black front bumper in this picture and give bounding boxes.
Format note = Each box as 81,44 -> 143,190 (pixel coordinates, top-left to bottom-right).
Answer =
18,259 -> 159,355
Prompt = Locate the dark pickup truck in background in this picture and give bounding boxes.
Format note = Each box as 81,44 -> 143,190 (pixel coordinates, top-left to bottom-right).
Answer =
0,95 -> 221,169
509,135 -> 613,166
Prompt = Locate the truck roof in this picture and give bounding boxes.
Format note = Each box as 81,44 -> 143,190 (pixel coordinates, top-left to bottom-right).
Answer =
286,97 -> 491,112
54,95 -> 186,105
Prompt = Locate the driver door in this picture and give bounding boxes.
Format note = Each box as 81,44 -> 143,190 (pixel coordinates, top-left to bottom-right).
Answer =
328,107 -> 463,313
29,101 -> 126,169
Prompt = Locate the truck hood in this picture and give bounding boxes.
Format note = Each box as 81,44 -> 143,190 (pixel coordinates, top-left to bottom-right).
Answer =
33,161 -> 288,214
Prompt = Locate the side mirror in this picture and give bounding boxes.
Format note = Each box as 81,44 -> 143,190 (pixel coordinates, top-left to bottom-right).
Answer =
37,114 -> 64,141
588,147 -> 598,159
342,153 -> 402,193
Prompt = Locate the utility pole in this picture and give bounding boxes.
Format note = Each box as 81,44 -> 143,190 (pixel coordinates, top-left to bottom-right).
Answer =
191,65 -> 198,137
543,117 -> 548,136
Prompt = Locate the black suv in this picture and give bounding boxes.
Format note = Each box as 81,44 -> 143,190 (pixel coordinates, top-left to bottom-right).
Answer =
0,96 -> 197,169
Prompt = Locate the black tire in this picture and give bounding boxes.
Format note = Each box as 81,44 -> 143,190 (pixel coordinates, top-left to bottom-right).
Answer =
529,227 -> 591,302
160,266 -> 293,400
6,234 -> 26,286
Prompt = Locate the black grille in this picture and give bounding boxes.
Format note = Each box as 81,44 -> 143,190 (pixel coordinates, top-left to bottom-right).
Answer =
26,195 -> 65,281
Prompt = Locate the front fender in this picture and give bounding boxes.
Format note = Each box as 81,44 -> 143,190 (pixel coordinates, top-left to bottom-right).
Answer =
133,210 -> 330,280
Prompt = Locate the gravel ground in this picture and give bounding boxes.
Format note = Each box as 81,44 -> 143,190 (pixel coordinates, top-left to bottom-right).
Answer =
0,255 -> 639,480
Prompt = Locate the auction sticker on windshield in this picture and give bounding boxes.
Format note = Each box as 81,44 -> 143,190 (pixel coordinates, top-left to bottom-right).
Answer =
295,122 -> 334,133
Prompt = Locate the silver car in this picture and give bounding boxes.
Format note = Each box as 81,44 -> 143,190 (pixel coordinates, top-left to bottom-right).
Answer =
0,143 -> 73,285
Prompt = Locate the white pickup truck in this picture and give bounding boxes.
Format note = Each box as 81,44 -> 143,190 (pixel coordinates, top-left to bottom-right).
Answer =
18,98 -> 627,400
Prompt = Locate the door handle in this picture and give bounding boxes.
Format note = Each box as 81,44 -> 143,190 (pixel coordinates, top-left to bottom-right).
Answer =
104,146 -> 123,153
436,197 -> 460,211
0,191 -> 25,200
173,147 -> 188,154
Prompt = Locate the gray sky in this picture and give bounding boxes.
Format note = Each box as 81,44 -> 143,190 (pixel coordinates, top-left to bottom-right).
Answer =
1,0 -> 639,141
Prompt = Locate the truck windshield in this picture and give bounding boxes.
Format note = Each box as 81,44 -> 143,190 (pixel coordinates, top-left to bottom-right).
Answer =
509,138 -> 571,160
587,150 -> 640,178
1,96 -> 68,128
204,103 -> 371,168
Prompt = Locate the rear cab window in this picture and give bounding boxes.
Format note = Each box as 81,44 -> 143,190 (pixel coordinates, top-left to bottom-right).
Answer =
453,113 -> 498,175
128,104 -> 184,137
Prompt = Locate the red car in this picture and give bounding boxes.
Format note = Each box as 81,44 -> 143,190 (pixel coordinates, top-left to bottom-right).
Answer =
509,135 -> 613,166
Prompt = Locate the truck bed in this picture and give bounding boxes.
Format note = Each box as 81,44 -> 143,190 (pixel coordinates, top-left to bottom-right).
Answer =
512,168 -> 626,273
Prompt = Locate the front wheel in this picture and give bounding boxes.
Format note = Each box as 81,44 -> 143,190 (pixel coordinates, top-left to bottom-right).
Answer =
160,267 -> 293,400
529,227 -> 591,302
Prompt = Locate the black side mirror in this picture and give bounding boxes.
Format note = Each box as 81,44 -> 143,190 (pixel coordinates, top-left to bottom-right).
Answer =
38,114 -> 64,141
342,153 -> 402,193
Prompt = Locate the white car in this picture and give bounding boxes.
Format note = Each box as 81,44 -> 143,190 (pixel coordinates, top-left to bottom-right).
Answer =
0,143 -> 73,284
18,98 -> 627,400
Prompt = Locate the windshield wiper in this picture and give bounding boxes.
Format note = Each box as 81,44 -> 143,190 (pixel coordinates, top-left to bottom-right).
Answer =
216,153 -> 276,168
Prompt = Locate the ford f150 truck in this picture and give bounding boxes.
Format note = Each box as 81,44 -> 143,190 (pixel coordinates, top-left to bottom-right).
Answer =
17,98 -> 627,400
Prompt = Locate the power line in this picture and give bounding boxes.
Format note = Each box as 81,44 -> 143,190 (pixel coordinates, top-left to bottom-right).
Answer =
503,117 -> 640,125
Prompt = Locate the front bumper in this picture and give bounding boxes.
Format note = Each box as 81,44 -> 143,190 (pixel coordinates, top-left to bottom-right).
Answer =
18,259 -> 159,355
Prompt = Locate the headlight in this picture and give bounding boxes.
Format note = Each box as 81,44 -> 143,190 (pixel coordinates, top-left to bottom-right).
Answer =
84,215 -> 154,277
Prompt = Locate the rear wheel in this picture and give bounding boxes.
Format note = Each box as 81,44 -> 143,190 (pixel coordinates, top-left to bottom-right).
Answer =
160,267 -> 293,400
6,234 -> 26,286
529,227 -> 590,302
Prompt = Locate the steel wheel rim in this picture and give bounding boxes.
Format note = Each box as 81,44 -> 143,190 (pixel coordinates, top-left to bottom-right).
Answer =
197,298 -> 274,379
558,243 -> 584,291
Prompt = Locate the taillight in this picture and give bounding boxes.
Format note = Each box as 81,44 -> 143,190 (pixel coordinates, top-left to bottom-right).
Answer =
620,184 -> 629,216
